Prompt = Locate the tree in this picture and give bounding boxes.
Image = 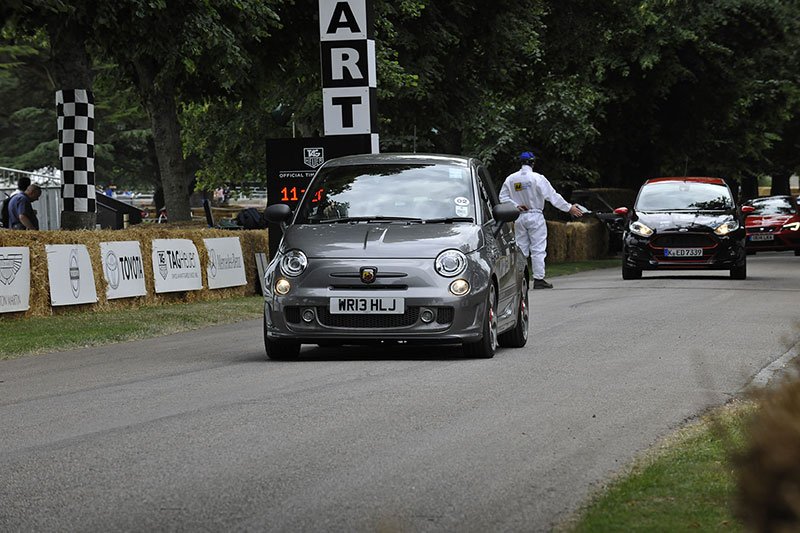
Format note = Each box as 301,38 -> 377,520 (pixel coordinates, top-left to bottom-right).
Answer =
93,0 -> 284,221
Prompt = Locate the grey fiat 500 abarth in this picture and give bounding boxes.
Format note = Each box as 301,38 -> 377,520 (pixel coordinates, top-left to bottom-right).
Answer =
262,153 -> 529,360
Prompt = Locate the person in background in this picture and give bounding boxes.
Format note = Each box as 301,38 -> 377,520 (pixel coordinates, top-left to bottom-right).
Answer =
8,184 -> 42,230
499,151 -> 583,289
1,176 -> 32,229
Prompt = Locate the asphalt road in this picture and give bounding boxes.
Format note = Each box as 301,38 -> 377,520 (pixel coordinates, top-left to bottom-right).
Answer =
2,253 -> 799,532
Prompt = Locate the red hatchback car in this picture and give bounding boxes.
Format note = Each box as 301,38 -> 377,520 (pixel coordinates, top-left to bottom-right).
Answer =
743,195 -> 800,256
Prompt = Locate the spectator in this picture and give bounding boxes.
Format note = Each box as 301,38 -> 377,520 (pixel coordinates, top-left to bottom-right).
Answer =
1,176 -> 32,229
8,184 -> 42,230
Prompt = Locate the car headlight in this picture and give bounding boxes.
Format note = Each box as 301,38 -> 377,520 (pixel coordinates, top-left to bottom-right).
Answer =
782,222 -> 800,231
435,250 -> 467,277
280,250 -> 307,277
629,221 -> 654,238
714,220 -> 739,235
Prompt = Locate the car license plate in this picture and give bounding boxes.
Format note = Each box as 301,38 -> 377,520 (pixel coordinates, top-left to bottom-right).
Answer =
749,234 -> 774,241
330,297 -> 405,314
663,247 -> 703,257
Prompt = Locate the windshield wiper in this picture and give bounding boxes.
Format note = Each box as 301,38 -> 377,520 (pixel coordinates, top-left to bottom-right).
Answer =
320,216 -> 423,223
421,217 -> 474,224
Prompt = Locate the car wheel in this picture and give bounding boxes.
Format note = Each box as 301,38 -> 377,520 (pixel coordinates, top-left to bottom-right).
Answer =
463,284 -> 498,359
263,315 -> 300,360
795,249 -> 800,256
498,277 -> 528,348
730,261 -> 747,280
622,260 -> 642,280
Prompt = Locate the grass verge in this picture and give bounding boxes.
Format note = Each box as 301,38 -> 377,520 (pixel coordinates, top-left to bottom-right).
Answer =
564,400 -> 754,532
0,259 -> 618,361
0,296 -> 264,360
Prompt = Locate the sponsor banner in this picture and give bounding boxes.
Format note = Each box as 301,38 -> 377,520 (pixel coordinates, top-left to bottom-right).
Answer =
0,246 -> 31,313
204,237 -> 247,289
100,241 -> 147,300
151,239 -> 203,293
46,244 -> 98,306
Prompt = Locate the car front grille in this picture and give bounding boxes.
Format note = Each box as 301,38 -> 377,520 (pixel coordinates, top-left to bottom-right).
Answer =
284,306 -> 455,328
651,233 -> 716,247
747,226 -> 777,234
317,307 -> 420,328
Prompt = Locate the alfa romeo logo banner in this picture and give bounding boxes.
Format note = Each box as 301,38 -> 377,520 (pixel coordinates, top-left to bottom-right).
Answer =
151,239 -> 203,293
0,247 -> 31,313
100,241 -> 147,300
45,244 -> 98,306
203,237 -> 247,290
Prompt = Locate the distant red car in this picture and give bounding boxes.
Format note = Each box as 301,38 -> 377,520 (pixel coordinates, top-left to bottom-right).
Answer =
743,195 -> 800,255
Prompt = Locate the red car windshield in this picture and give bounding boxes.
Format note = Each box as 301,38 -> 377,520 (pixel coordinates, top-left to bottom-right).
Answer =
745,196 -> 796,215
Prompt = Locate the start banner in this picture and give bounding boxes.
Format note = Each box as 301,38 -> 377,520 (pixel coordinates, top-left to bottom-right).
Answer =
204,237 -> 247,289
151,239 -> 203,293
0,246 -> 30,313
100,241 -> 147,300
46,244 -> 98,306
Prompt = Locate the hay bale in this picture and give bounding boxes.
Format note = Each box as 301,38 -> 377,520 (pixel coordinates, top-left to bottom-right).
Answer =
0,226 -> 268,318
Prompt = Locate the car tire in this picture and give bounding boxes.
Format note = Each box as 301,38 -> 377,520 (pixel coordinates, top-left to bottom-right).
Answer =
794,249 -> 800,256
498,277 -> 528,348
746,250 -> 756,256
263,316 -> 300,360
730,261 -> 747,280
463,284 -> 498,359
622,261 -> 642,280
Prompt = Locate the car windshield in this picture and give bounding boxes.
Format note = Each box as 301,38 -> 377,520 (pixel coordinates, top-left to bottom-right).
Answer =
293,163 -> 476,224
635,181 -> 734,211
744,196 -> 796,215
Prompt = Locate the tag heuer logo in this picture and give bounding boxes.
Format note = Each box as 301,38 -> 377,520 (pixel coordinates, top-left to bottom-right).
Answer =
304,147 -> 325,169
360,267 -> 377,284
158,251 -> 168,280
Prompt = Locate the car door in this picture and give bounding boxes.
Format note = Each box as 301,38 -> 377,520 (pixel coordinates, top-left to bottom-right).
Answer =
476,164 -> 519,324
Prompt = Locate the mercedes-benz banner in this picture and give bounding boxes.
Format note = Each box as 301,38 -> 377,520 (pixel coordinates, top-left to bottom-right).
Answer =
203,237 -> 247,289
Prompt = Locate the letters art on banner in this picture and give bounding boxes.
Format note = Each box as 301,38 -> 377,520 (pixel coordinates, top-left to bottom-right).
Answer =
46,244 -> 98,306
0,246 -> 31,313
100,241 -> 147,300
151,239 -> 203,293
204,237 -> 247,289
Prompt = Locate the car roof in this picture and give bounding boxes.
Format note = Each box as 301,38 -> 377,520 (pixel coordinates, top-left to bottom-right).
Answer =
644,177 -> 726,185
322,152 -> 473,167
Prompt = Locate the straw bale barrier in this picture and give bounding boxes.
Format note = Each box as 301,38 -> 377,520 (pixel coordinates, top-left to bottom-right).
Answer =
1,217 -> 605,318
545,218 -> 609,263
0,226 -> 268,318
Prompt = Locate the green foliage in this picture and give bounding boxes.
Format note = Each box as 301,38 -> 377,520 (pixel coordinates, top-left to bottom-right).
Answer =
2,0 -> 800,194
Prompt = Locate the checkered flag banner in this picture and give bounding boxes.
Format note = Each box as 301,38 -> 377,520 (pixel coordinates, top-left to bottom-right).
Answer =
56,89 -> 96,213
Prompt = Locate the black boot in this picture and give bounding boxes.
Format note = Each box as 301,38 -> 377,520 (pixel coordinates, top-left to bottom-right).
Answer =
533,278 -> 553,289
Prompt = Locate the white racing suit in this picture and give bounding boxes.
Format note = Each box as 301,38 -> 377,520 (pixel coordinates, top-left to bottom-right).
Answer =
499,164 -> 572,280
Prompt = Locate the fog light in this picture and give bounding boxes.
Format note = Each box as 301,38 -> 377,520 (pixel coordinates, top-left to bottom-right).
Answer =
449,278 -> 470,296
420,308 -> 435,323
301,308 -> 316,323
275,278 -> 291,295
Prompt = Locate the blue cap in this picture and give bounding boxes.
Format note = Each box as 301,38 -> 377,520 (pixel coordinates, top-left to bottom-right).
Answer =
519,151 -> 536,162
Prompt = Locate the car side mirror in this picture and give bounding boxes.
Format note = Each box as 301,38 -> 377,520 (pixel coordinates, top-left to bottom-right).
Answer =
741,205 -> 755,214
492,202 -> 520,236
613,207 -> 629,216
265,203 -> 293,230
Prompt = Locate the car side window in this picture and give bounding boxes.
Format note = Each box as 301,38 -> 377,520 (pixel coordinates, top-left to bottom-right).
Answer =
476,166 -> 497,224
